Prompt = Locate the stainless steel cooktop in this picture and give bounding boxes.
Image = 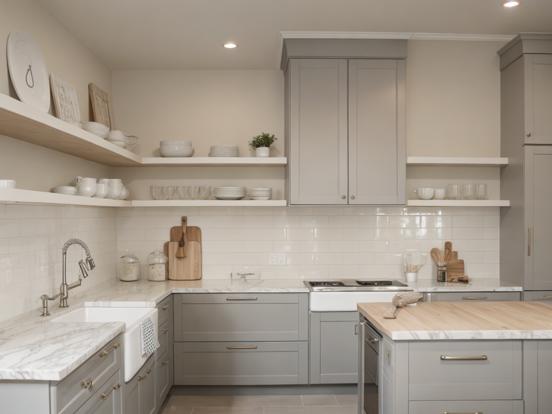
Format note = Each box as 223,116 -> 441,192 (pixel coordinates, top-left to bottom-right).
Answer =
304,279 -> 411,292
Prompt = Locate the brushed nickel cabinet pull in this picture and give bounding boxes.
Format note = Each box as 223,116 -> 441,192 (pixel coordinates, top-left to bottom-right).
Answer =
528,227 -> 533,257
80,378 -> 93,390
462,296 -> 488,301
443,411 -> 482,414
99,342 -> 120,358
440,355 -> 488,361
354,324 -> 359,335
100,383 -> 120,400
226,345 -> 258,350
226,298 -> 258,302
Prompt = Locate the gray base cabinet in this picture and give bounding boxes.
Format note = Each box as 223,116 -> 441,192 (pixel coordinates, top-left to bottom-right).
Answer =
155,296 -> 173,409
173,293 -> 309,386
524,291 -> 552,301
123,356 -> 155,414
0,335 -> 123,414
409,400 -> 524,414
310,312 -> 359,384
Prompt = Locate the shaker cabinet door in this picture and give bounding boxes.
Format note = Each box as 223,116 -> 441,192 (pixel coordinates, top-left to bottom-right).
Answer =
525,146 -> 552,290
525,55 -> 552,144
348,59 -> 406,205
288,59 -> 349,204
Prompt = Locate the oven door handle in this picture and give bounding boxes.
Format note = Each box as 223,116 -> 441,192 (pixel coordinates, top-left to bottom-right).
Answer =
358,321 -> 366,414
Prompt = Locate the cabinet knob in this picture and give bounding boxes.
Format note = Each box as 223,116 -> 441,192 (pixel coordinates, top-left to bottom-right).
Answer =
350,195 -> 356,200
526,132 -> 532,138
341,195 -> 346,200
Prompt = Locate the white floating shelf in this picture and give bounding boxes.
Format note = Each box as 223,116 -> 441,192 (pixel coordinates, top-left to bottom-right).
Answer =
407,200 -> 510,207
131,200 -> 288,207
0,94 -> 141,166
0,189 -> 131,207
141,157 -> 287,166
407,156 -> 509,166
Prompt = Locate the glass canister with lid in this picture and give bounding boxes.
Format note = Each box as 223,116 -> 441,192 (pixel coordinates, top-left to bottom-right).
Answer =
147,250 -> 168,281
118,251 -> 141,282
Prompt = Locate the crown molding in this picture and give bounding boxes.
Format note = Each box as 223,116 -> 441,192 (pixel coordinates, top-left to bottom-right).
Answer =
280,31 -> 515,42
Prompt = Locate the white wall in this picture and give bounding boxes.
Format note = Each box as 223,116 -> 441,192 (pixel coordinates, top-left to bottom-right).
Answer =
0,0 -> 117,322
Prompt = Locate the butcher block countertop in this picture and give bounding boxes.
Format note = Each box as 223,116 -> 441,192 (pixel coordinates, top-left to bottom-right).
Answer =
358,301 -> 552,341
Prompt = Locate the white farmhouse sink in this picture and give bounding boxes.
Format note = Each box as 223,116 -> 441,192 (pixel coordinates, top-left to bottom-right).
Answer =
52,307 -> 158,382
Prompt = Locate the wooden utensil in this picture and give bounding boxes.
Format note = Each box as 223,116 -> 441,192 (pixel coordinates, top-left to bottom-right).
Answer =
430,248 -> 444,266
176,217 -> 187,258
444,241 -> 453,263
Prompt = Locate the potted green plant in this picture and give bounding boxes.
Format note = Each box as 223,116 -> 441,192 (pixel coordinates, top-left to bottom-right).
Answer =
250,132 -> 277,157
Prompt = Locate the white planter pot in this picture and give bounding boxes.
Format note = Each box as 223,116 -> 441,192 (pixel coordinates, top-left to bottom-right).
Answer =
255,147 -> 270,157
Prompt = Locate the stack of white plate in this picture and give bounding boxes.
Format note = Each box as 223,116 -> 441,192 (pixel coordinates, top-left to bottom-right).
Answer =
209,145 -> 239,157
247,187 -> 272,200
214,186 -> 245,200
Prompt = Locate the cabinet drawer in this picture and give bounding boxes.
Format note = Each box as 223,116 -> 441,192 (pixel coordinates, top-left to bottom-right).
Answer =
74,371 -> 122,414
54,336 -> 122,414
409,341 -> 522,401
157,295 -> 173,326
174,341 -> 308,385
524,291 -> 552,301
174,293 -> 308,341
425,291 -> 521,302
409,400 -> 523,414
157,320 -> 170,360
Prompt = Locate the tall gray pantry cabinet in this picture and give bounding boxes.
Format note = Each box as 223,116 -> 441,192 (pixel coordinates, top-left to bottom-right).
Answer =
282,39 -> 407,205
499,34 -> 552,293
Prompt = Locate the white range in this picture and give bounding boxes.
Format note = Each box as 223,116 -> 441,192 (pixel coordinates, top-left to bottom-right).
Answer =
305,279 -> 412,311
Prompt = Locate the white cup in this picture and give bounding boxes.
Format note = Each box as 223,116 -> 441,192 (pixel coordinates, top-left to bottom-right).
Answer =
0,179 -> 16,189
415,187 -> 434,200
76,177 -> 97,197
107,179 -> 123,199
95,182 -> 108,198
434,188 -> 446,200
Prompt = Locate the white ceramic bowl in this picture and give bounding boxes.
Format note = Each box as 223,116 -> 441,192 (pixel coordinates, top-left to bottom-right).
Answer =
52,185 -> 77,195
107,139 -> 127,148
108,130 -> 128,141
160,141 -> 194,157
82,122 -> 109,138
415,187 -> 435,200
0,179 -> 16,189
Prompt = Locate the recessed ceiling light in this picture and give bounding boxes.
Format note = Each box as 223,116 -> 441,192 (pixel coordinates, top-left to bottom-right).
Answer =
224,42 -> 238,49
503,0 -> 520,8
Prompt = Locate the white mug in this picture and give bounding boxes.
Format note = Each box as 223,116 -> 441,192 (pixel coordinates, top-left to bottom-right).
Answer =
76,177 -> 97,197
434,188 -> 446,200
95,182 -> 108,198
107,179 -> 123,199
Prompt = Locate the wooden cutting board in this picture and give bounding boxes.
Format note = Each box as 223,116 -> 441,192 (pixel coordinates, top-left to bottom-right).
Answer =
168,226 -> 202,280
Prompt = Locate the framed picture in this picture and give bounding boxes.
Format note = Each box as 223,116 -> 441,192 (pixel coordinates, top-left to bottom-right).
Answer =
88,83 -> 113,129
50,74 -> 81,125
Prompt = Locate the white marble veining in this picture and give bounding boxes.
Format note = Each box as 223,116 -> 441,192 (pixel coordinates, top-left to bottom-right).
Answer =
358,301 -> 552,341
410,278 -> 523,293
0,278 -> 308,381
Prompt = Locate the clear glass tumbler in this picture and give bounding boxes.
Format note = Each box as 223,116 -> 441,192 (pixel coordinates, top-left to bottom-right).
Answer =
475,183 -> 487,200
447,184 -> 459,200
461,183 -> 475,200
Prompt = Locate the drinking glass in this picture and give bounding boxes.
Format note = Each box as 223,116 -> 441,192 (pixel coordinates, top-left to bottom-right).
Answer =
446,184 -> 459,200
475,183 -> 487,200
461,183 -> 475,200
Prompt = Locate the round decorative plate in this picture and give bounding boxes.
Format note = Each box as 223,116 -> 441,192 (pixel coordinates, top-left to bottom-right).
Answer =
7,32 -> 50,113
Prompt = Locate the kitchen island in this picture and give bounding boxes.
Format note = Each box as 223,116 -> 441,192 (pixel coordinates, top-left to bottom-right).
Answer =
357,301 -> 552,414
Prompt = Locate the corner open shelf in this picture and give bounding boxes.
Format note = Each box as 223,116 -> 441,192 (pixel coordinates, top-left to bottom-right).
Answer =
141,157 -> 287,166
407,200 -> 510,207
131,200 -> 287,207
407,156 -> 509,166
0,95 -> 141,166
0,189 -> 131,207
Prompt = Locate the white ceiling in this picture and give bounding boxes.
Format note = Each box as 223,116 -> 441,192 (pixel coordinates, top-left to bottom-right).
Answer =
37,0 -> 552,69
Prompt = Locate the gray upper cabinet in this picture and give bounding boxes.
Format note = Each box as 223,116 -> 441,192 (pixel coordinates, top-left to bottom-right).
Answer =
288,59 -> 349,204
284,39 -> 407,206
525,54 -> 552,144
348,60 -> 405,204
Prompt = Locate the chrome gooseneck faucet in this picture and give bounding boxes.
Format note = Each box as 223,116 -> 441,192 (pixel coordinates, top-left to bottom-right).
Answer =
40,239 -> 96,316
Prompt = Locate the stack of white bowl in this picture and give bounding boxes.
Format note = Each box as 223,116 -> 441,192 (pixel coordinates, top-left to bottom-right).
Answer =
160,140 -> 194,157
214,186 -> 245,200
247,187 -> 272,200
209,145 -> 239,157
81,121 -> 109,138
106,130 -> 129,148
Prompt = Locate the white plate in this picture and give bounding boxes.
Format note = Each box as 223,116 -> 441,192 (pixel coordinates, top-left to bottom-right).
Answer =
215,195 -> 245,200
7,32 -> 50,113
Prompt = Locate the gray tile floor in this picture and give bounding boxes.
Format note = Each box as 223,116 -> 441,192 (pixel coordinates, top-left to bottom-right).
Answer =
161,393 -> 358,414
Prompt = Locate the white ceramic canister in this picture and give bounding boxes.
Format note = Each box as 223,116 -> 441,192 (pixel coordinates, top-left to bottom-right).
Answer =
147,250 -> 168,281
118,252 -> 140,282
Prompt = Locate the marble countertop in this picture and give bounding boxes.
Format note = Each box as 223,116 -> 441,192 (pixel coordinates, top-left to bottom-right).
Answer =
410,278 -> 523,293
358,301 -> 552,341
0,278 -> 308,381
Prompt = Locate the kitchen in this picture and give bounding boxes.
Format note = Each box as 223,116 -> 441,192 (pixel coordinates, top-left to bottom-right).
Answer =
0,0 -> 551,413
